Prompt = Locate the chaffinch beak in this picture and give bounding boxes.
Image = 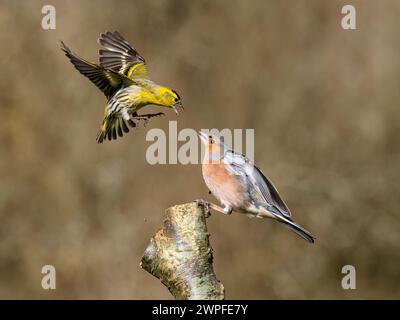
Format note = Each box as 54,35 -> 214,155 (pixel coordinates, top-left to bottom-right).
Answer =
198,131 -> 208,144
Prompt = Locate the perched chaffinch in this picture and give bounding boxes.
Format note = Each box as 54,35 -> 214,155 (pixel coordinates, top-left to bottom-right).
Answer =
197,132 -> 315,243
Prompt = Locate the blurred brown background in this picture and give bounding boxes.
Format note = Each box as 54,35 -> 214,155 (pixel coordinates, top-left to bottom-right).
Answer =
0,0 -> 399,299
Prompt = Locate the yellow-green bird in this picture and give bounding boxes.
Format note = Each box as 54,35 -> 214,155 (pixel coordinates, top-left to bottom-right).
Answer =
60,31 -> 183,143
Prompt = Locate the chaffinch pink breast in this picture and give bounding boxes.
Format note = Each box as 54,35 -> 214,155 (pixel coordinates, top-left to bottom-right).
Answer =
198,131 -> 315,243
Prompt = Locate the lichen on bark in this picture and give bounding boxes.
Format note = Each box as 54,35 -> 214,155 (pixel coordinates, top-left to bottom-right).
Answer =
140,202 -> 224,300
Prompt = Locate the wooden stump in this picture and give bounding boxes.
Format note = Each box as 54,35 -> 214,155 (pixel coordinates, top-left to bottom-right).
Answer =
140,202 -> 225,300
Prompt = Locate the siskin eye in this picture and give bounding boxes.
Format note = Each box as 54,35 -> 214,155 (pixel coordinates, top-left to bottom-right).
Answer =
171,89 -> 181,102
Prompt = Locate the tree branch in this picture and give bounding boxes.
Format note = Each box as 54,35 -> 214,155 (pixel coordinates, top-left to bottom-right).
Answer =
140,202 -> 225,300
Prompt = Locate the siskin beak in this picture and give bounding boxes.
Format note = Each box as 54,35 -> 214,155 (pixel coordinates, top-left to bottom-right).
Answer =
172,100 -> 184,114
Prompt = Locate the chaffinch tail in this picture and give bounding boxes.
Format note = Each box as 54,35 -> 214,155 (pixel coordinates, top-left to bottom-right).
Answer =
198,131 -> 315,243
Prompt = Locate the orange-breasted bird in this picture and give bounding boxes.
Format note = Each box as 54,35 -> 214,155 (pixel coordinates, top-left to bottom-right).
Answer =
197,132 -> 315,243
60,31 -> 183,143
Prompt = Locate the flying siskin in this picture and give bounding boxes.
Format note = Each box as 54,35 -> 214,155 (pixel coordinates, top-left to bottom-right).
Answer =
60,31 -> 183,143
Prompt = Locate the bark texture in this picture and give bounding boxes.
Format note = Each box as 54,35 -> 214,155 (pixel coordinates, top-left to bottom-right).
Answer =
141,202 -> 224,300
